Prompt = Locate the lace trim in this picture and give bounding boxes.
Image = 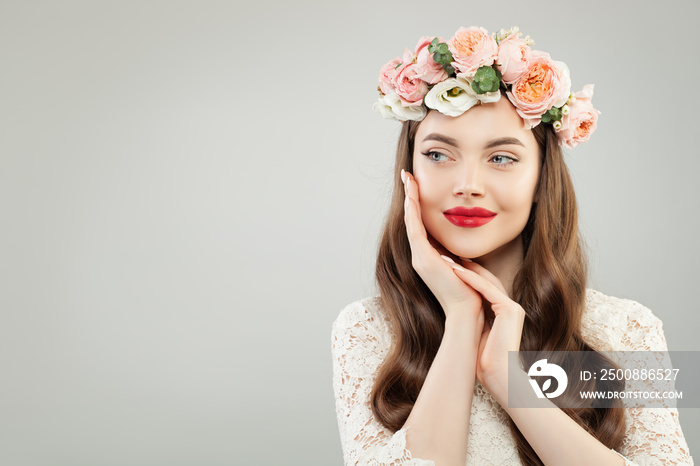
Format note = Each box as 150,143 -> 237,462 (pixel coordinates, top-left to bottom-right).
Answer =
332,290 -> 694,465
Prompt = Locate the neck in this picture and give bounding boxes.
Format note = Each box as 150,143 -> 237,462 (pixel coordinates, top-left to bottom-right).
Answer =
466,235 -> 524,297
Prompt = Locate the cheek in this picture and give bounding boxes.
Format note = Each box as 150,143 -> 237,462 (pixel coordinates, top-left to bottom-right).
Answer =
413,171 -> 449,236
413,163 -> 445,205
492,169 -> 539,213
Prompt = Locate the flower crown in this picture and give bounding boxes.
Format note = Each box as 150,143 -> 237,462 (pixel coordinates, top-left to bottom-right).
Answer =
374,26 -> 600,149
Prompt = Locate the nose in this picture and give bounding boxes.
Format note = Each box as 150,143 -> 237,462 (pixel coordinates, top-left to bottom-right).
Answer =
453,163 -> 485,198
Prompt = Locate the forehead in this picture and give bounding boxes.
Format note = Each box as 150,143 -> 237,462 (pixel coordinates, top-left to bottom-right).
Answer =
415,98 -> 538,150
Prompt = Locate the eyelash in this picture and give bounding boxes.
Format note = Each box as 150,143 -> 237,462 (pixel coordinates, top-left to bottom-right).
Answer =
490,154 -> 518,167
421,151 -> 518,167
422,150 -> 449,163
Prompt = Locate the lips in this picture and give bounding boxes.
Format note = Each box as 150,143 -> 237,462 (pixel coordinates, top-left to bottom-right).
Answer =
443,206 -> 496,228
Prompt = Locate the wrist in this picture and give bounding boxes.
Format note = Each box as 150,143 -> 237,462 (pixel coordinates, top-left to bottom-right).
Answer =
499,369 -> 551,412
444,311 -> 482,343
444,309 -> 479,327
443,300 -> 481,321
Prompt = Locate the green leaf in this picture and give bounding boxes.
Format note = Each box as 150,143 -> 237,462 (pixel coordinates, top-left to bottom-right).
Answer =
472,66 -> 501,94
541,106 -> 563,123
428,37 -> 439,53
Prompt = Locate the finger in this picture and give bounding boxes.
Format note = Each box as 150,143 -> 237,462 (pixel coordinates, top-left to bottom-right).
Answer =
405,172 -> 424,224
402,170 -> 416,239
403,174 -> 429,246
404,193 -> 428,246
404,172 -> 468,280
405,172 -> 462,265
449,265 -> 513,308
461,261 -> 508,294
404,173 -> 434,249
440,255 -> 456,265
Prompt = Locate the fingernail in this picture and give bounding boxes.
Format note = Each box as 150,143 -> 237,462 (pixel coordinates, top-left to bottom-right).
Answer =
440,255 -> 455,264
400,169 -> 406,184
451,264 -> 468,273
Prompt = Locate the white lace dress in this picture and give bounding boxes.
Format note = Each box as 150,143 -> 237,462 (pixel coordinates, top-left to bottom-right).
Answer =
331,289 -> 694,465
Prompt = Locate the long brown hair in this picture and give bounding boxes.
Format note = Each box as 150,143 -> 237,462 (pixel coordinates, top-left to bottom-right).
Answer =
372,115 -> 626,464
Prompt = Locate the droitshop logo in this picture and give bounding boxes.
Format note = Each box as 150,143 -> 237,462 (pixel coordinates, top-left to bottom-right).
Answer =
511,351 -> 698,408
528,359 -> 568,399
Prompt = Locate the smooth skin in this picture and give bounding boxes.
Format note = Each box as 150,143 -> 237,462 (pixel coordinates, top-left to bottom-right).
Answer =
412,98 -> 540,298
399,99 -> 625,465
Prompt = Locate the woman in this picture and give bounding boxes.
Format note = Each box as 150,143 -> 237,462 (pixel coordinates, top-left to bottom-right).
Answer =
331,26 -> 694,465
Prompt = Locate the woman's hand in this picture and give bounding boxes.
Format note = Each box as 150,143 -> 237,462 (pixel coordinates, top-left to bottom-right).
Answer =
402,170 -> 483,321
449,261 -> 526,406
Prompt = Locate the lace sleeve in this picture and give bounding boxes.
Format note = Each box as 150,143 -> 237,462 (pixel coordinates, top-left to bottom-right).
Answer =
331,299 -> 435,466
612,300 -> 694,465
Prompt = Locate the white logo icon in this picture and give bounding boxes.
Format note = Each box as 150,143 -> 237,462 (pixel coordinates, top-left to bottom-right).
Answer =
528,359 -> 568,399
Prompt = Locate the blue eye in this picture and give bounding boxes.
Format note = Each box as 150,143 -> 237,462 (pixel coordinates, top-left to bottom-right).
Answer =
422,151 -> 449,163
491,154 -> 517,165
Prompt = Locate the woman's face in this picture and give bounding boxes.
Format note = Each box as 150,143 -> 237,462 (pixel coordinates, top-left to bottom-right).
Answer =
412,97 -> 540,262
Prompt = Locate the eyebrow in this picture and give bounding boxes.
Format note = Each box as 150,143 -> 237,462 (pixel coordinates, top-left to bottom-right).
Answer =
421,133 -> 525,149
484,137 -> 525,149
422,133 -> 460,147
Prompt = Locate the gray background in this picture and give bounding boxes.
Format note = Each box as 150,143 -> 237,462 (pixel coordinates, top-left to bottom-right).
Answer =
1,0 -> 698,464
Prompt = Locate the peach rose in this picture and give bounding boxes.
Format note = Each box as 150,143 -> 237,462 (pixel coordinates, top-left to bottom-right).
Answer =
414,36 -> 448,84
448,26 -> 498,78
506,51 -> 571,128
378,57 -> 402,95
557,84 -> 600,149
496,33 -> 531,84
394,49 -> 429,106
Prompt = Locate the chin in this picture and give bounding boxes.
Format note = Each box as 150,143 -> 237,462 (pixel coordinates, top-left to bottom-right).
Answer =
440,235 -> 523,264
441,243 -> 493,261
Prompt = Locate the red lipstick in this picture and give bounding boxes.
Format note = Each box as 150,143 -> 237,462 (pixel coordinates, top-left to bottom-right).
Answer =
443,206 -> 496,228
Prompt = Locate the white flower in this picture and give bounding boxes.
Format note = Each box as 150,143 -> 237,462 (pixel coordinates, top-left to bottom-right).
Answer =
476,90 -> 501,104
374,92 -> 427,121
424,78 -> 479,117
495,26 -> 520,43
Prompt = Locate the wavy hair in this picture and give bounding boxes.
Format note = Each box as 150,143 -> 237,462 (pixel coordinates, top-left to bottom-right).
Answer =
371,115 -> 626,465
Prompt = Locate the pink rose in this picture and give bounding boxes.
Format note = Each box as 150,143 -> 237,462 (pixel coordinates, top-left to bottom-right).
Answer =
394,48 -> 428,107
557,85 -> 600,149
448,26 -> 498,77
506,51 -> 571,128
414,36 -> 448,84
496,33 -> 531,84
378,57 -> 402,95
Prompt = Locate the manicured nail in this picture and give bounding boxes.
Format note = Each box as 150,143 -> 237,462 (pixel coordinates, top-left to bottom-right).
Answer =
440,255 -> 455,264
401,169 -> 406,184
451,264 -> 468,273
